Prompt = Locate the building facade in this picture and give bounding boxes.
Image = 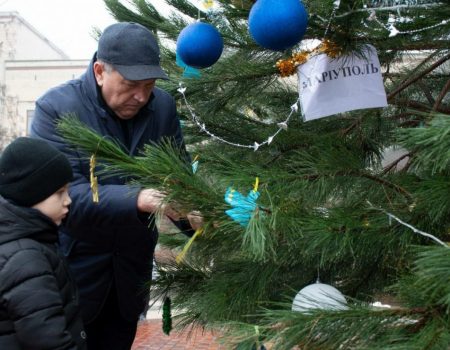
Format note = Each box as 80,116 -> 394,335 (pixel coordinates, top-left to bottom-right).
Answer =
0,11 -> 89,149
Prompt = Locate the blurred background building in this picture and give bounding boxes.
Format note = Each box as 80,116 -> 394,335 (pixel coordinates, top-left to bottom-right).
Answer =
0,11 -> 88,149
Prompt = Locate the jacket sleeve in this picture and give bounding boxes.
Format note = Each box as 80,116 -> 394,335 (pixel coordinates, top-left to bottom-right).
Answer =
31,98 -> 145,230
0,248 -> 78,350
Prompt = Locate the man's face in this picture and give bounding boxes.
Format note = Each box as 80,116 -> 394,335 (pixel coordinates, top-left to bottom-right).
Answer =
94,62 -> 156,120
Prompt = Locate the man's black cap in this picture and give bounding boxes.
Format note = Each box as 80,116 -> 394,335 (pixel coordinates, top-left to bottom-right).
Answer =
97,22 -> 168,81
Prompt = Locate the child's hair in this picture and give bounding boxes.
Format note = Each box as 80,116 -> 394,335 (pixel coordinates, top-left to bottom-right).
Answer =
0,137 -> 73,206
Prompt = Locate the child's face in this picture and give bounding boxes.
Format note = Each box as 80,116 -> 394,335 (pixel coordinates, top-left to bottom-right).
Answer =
32,184 -> 71,225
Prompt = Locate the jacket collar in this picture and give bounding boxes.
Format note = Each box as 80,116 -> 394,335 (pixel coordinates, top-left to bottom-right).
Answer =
0,196 -> 58,245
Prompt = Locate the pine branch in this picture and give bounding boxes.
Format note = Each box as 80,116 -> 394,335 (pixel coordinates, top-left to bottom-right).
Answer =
432,78 -> 450,111
397,114 -> 450,174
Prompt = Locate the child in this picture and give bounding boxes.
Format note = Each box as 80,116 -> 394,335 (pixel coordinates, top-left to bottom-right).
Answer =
0,137 -> 87,349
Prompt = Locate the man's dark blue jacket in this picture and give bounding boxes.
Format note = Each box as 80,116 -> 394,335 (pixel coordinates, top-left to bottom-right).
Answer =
31,55 -> 186,323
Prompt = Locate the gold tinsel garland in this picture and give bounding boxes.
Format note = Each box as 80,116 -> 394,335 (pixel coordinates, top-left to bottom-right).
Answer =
276,40 -> 343,77
89,154 -> 99,203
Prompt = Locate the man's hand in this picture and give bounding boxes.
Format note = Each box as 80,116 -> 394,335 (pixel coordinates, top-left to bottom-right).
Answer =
186,211 -> 204,231
137,188 -> 181,221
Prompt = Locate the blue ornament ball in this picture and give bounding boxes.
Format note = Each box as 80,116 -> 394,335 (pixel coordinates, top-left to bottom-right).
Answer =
176,22 -> 224,69
248,0 -> 308,51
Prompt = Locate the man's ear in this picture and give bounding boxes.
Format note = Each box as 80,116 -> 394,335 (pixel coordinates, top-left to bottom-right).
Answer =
93,62 -> 105,86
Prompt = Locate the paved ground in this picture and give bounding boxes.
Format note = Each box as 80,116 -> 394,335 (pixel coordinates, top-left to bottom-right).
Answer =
131,241 -> 226,349
131,319 -> 225,350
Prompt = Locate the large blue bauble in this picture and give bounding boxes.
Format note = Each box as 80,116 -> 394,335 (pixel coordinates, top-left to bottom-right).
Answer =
176,22 -> 224,69
248,0 -> 308,51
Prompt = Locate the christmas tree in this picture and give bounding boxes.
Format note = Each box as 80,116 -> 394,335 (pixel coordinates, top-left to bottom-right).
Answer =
60,0 -> 450,348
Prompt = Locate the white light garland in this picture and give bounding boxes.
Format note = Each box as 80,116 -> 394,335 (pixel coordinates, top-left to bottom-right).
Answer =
324,0 -> 341,38
315,3 -> 448,37
177,83 -> 299,151
367,202 -> 449,248
335,2 -> 442,18
385,211 -> 449,248
370,14 -> 449,37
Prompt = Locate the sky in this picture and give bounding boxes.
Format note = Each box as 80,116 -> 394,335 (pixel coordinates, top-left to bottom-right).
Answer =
0,0 -> 177,59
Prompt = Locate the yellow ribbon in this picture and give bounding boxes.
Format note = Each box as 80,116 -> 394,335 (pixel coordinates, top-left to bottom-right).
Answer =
254,325 -> 260,349
89,154 -> 99,203
253,177 -> 259,192
176,228 -> 204,264
203,0 -> 214,9
227,188 -> 236,201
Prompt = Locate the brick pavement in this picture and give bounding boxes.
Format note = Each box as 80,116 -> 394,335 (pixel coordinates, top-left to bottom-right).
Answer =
131,319 -> 225,350
131,242 -> 227,349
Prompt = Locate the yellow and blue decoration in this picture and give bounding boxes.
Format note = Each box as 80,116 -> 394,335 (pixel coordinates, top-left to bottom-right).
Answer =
202,0 -> 214,9
225,178 -> 260,227
191,155 -> 199,174
248,0 -> 308,51
176,177 -> 260,264
176,53 -> 201,78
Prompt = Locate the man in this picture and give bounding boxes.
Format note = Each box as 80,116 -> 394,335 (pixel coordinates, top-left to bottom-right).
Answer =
31,22 -> 194,349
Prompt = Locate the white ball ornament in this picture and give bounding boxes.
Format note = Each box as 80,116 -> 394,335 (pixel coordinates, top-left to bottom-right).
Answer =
292,282 -> 348,313
176,22 -> 224,69
248,0 -> 308,51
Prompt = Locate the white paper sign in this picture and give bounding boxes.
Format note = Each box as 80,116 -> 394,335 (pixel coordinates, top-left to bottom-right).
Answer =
297,45 -> 387,121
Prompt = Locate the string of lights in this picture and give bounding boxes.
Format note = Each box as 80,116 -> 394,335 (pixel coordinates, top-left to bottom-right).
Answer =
367,201 -> 450,248
335,2 -> 442,18
177,83 -> 299,151
370,14 -> 449,36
